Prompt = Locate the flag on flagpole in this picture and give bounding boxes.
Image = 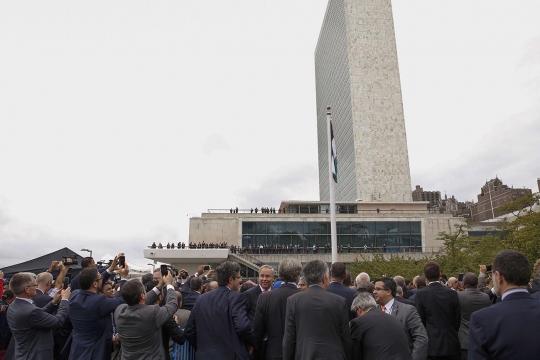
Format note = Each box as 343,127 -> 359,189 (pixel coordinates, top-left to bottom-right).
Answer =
330,119 -> 337,183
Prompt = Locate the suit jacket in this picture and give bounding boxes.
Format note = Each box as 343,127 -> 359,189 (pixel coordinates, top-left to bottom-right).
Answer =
327,282 -> 358,320
114,286 -> 179,360
384,300 -> 428,360
69,290 -> 124,360
468,291 -> 540,359
244,284 -> 263,327
185,286 -> 255,360
33,289 -> 53,308
403,289 -> 415,299
283,285 -> 350,360
6,298 -> 69,360
456,288 -> 490,350
350,309 -> 412,360
253,283 -> 300,360
180,289 -> 200,311
394,296 -> 415,307
415,282 -> 460,357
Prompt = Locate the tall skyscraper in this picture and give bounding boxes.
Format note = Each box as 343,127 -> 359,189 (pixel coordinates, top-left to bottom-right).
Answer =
315,0 -> 412,202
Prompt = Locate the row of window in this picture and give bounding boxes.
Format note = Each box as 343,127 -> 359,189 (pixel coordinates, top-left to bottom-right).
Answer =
242,221 -> 421,236
241,234 -> 422,248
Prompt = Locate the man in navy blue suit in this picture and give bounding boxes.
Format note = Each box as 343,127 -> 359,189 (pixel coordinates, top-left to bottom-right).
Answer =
68,265 -> 128,360
327,262 -> 358,320
468,250 -> 540,359
185,261 -> 254,360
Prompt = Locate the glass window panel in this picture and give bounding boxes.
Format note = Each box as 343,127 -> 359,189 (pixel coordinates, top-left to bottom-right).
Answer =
338,235 -> 351,247
376,222 -> 387,235
316,234 -> 328,246
279,234 -> 291,245
351,222 -> 364,235
242,222 -> 254,234
299,205 -> 309,214
398,222 -> 410,234
410,222 -> 421,234
254,222 -> 266,234
387,235 -> 399,252
410,235 -> 422,247
267,234 -> 278,246
309,205 -> 319,214
399,235 -> 411,247
375,235 -> 388,248
267,222 -> 281,234
290,222 -> 304,235
364,222 -> 376,235
337,222 -> 351,235
387,222 -> 399,234
242,235 -> 253,246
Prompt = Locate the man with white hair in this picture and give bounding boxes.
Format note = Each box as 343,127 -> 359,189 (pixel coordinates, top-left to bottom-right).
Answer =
355,272 -> 374,293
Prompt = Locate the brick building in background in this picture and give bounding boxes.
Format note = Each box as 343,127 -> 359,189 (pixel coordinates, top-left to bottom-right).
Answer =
471,177 -> 532,222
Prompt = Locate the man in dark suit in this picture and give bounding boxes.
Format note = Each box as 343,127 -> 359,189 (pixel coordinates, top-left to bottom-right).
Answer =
180,276 -> 202,311
244,265 -> 274,327
70,254 -> 120,291
185,261 -> 254,360
469,250 -> 540,359
373,277 -> 427,360
416,261 -> 461,360
350,291 -> 412,360
69,265 -> 128,360
395,286 -> 416,306
456,273 -> 490,360
115,269 -> 180,360
33,272 -> 55,308
253,258 -> 301,360
327,262 -> 358,320
283,260 -> 350,360
6,272 -> 70,360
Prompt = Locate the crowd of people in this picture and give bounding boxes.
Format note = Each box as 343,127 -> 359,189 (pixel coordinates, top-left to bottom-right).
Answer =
1,249 -> 540,359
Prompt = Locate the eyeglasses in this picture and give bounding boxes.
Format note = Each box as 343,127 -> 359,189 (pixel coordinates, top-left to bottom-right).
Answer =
94,277 -> 103,282
25,284 -> 38,288
374,287 -> 388,291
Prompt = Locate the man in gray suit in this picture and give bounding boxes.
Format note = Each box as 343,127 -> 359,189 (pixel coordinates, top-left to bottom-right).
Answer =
114,270 -> 179,360
283,260 -> 350,360
6,272 -> 70,360
456,273 -> 490,360
373,277 -> 428,360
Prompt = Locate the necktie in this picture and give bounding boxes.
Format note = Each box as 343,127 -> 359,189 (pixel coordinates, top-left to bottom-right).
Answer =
381,305 -> 386,313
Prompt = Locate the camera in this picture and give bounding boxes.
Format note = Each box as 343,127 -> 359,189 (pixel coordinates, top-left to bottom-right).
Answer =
62,255 -> 79,265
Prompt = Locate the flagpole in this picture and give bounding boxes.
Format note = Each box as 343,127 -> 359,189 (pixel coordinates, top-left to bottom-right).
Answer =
326,106 -> 338,264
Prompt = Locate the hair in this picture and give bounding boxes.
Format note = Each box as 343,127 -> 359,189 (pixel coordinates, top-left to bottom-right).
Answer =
190,276 -> 203,292
463,272 -> 478,288
351,291 -> 377,311
493,250 -> 531,286
1,289 -> 15,300
175,291 -> 183,306
205,280 -> 218,292
278,258 -> 302,283
330,262 -> 347,279
240,282 -> 254,293
302,260 -> 328,286
343,271 -> 352,287
355,272 -> 370,286
121,280 -> 145,306
393,276 -> 406,288
396,286 -> 403,296
298,276 -> 307,285
141,273 -> 154,285
145,280 -> 158,293
216,261 -> 241,286
79,268 -> 99,290
36,272 -> 53,285
81,257 -> 94,269
259,265 -> 274,274
416,276 -> 428,289
9,273 -> 36,296
375,277 -> 397,297
424,261 -> 441,282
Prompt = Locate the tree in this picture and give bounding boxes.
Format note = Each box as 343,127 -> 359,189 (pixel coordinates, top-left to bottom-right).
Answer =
497,193 -> 540,217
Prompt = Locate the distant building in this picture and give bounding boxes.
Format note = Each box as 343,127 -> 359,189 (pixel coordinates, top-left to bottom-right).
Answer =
471,177 -> 532,222
412,185 -> 441,211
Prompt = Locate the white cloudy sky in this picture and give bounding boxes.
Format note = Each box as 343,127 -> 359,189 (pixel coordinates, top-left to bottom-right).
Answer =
1,1 -> 539,268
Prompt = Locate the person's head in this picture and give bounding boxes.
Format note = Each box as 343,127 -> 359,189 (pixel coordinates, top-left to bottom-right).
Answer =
101,281 -> 114,298
330,262 -> 347,281
79,268 -> 101,291
447,277 -> 458,289
190,276 -> 203,293
141,273 -> 153,285
9,272 -> 38,298
463,272 -> 478,289
393,275 -> 406,288
412,275 -> 419,287
205,280 -> 218,292
278,258 -> 302,283
297,276 -> 308,291
121,280 -> 146,306
416,276 -> 427,290
145,280 -> 158,293
355,272 -> 370,289
396,286 -> 403,297
492,250 -> 531,297
153,268 -> 162,282
258,265 -> 275,291
1,289 -> 15,304
216,261 -> 242,290
175,291 -> 183,308
302,260 -> 329,289
240,282 -> 254,293
36,272 -> 53,291
373,277 -> 396,305
81,257 -> 95,269
351,291 -> 377,317
343,271 -> 352,287
423,261 -> 441,282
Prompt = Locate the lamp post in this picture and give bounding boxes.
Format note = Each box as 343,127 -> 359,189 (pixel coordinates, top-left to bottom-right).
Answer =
80,248 -> 93,258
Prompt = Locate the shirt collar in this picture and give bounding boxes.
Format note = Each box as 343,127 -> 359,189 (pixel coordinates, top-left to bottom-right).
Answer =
16,297 -> 34,304
501,288 -> 528,300
383,298 -> 395,312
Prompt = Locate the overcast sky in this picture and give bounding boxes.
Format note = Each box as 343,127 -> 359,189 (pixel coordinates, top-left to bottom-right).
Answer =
1,1 -> 539,269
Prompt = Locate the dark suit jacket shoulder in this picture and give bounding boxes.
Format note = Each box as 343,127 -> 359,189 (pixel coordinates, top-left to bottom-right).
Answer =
456,288 -> 490,350
469,291 -> 540,359
244,284 -> 262,327
327,281 -> 359,320
394,296 -> 415,306
33,289 -> 53,308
